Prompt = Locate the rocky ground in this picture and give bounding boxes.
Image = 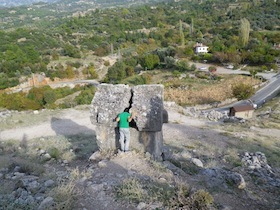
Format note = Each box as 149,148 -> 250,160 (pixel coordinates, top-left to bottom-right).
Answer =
0,100 -> 279,210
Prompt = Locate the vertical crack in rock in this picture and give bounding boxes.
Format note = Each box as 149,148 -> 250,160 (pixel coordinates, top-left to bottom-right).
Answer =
128,89 -> 139,130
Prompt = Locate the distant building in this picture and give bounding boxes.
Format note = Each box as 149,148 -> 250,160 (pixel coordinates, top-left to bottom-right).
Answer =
194,43 -> 209,54
229,105 -> 255,119
273,43 -> 280,50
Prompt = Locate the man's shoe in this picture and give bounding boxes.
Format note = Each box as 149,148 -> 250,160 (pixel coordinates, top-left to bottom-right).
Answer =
118,149 -> 124,154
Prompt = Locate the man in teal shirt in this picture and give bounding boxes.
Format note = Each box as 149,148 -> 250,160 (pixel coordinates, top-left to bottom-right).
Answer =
116,108 -> 134,152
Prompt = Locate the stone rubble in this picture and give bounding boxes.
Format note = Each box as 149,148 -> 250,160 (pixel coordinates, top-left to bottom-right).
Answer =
200,168 -> 246,190
241,152 -> 280,188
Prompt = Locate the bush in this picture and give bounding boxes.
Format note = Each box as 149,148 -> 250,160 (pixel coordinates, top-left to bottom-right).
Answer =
139,54 -> 160,70
0,92 -> 41,110
74,85 -> 96,105
104,60 -> 110,66
44,90 -> 57,104
176,59 -> 191,72
104,61 -> 126,83
209,66 -> 217,73
232,83 -> 255,100
0,74 -> 19,90
126,74 -> 152,85
48,147 -> 60,160
190,189 -> 214,209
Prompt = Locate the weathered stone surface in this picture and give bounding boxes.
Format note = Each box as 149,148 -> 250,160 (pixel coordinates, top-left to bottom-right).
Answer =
132,85 -> 164,131
90,84 -> 131,125
90,84 -> 131,150
201,168 -> 246,190
90,84 -> 166,160
139,131 -> 163,161
38,197 -> 54,210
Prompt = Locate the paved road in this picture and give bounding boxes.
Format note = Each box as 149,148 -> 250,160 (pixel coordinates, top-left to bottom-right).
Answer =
190,62 -> 280,112
212,73 -> 280,113
250,74 -> 280,107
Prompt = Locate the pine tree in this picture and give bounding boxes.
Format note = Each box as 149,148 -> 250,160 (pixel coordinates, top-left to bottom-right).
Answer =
179,20 -> 185,47
240,18 -> 250,48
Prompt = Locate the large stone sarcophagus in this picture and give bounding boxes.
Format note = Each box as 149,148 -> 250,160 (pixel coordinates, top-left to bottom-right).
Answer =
90,84 -> 167,160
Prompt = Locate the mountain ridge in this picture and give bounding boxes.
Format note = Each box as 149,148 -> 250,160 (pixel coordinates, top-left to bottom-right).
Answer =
0,0 -> 167,8
0,0 -> 58,7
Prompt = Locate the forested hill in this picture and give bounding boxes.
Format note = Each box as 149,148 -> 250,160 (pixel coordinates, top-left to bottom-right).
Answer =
0,0 -> 279,91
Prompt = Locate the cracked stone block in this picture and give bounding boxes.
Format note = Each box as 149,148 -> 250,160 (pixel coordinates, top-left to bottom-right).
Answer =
90,84 -> 131,150
132,85 -> 164,132
90,84 -> 166,160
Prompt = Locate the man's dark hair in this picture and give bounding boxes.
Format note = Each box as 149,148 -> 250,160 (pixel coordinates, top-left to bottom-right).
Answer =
124,108 -> 130,112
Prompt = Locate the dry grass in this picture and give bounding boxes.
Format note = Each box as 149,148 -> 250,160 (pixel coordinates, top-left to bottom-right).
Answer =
116,177 -> 214,209
51,180 -> 80,210
164,75 -> 260,105
0,109 -> 64,130
50,167 -> 89,210
116,178 -> 146,203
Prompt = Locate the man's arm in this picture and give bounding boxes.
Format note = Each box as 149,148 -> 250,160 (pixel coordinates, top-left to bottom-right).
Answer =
128,111 -> 135,122
116,116 -> 120,122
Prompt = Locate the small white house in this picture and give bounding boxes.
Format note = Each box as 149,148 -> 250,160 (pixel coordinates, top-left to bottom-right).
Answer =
194,43 -> 209,54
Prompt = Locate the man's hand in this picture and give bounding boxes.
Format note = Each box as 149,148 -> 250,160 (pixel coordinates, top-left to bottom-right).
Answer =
128,111 -> 135,122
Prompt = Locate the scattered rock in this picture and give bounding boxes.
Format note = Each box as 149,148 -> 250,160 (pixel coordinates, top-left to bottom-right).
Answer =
201,168 -> 246,190
89,151 -> 102,161
44,180 -> 55,188
137,202 -> 147,209
33,110 -> 39,114
241,152 -> 280,188
191,158 -> 204,168
38,197 -> 54,210
98,160 -> 108,168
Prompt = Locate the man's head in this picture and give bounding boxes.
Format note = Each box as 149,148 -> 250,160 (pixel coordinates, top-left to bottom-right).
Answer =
124,108 -> 130,113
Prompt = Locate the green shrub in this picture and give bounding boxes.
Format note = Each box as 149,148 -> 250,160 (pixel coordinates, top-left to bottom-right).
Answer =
232,83 -> 255,100
49,147 -> 60,160
176,59 -> 191,72
44,90 -> 57,104
139,53 -> 160,70
0,92 -> 41,111
191,189 -> 214,209
74,85 -> 96,105
104,61 -> 126,83
104,60 -> 110,66
0,73 -> 19,89
126,74 -> 151,85
87,66 -> 98,79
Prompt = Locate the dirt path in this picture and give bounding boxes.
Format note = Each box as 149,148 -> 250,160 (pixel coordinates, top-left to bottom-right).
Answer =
0,108 -> 95,141
0,105 -> 213,142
